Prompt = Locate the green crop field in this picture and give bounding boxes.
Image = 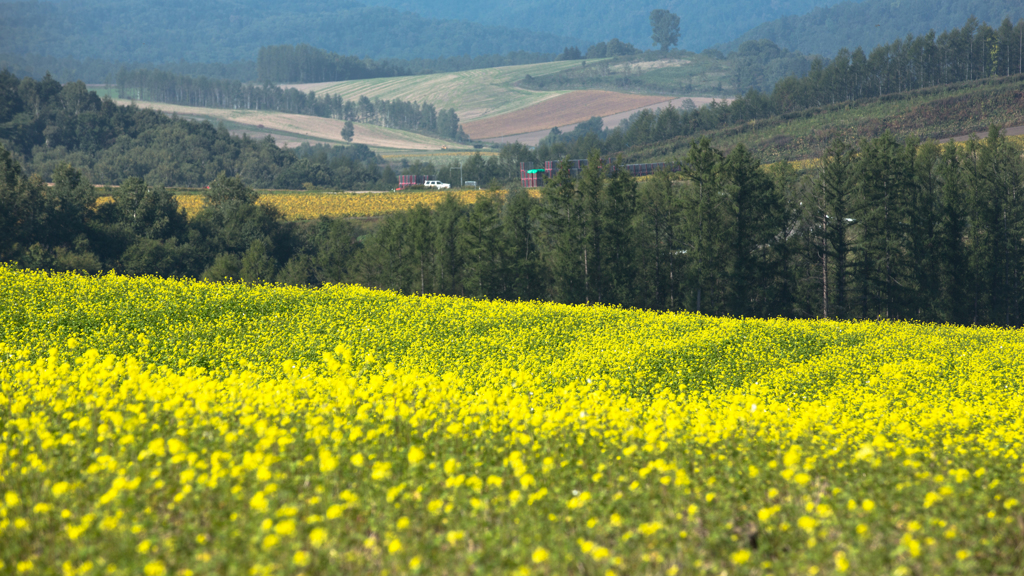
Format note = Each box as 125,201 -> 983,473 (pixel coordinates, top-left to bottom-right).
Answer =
307,60 -> 593,123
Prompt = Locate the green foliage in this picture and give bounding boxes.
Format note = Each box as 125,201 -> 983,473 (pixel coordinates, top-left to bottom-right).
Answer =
649,10 -> 681,52
0,71 -> 394,190
257,44 -> 408,84
115,68 -> 466,142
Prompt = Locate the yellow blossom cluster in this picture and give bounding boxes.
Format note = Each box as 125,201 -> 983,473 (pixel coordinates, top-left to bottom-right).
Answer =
1,266 -> 1022,575
99,189 -> 541,221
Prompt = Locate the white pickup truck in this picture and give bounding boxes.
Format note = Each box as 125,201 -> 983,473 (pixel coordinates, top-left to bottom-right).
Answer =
424,180 -> 450,190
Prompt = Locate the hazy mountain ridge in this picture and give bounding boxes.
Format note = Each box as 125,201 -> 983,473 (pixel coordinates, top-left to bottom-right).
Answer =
358,0 -> 854,51
0,0 -> 577,64
718,0 -> 1024,56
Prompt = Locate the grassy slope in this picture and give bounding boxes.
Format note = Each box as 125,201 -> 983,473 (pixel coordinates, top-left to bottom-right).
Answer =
518,52 -> 740,97
109,98 -> 474,153
624,74 -> 1024,163
309,60 -> 593,122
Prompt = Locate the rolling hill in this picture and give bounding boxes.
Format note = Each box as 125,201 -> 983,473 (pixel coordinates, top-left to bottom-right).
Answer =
360,0 -> 853,51
0,0 -> 575,64
719,0 -> 1024,56
111,99 -> 475,153
623,74 -> 1024,164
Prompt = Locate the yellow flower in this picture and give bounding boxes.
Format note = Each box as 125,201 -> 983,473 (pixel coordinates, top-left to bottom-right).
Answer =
730,550 -> 751,565
292,551 -> 310,567
835,551 -> 849,572
350,453 -> 365,467
408,446 -> 426,466
51,482 -> 69,498
388,538 -> 403,554
249,492 -> 269,512
531,547 -> 549,563
309,527 -> 328,549
319,450 -> 338,473
273,519 -> 296,536
371,462 -> 392,480
143,560 -> 167,576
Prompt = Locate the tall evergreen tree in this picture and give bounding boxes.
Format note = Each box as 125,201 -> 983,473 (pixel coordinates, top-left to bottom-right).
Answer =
632,169 -> 681,310
853,132 -> 916,319
500,186 -> 545,301
599,159 -> 639,306
721,144 -> 786,317
540,158 -> 588,304
679,137 -> 726,313
933,142 -> 969,324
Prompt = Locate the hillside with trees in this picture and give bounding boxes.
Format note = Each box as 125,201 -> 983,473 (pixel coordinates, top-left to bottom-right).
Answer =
520,17 -> 1024,164
360,0 -> 850,51
0,71 -> 394,189
114,68 -> 468,142
720,0 -> 1024,57
0,0 -> 574,64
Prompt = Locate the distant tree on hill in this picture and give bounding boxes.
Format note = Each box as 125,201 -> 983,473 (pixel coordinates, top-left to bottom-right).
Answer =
342,121 -> 354,143
650,9 -> 681,52
557,46 -> 583,61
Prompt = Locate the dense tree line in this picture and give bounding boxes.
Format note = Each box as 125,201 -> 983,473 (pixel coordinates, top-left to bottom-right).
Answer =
8,129 -> 1022,327
0,149 -> 363,284
115,69 -> 467,141
0,52 -> 259,86
359,129 -> 1024,325
0,72 -> 394,189
257,45 -> 410,84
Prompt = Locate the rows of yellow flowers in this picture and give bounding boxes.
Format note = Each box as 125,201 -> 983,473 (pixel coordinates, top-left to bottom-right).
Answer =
2,266 -> 1023,575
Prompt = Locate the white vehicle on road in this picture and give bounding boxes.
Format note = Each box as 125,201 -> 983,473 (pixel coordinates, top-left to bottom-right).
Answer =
424,180 -> 450,190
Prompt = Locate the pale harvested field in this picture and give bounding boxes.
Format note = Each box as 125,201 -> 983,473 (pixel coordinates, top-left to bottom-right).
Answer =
115,100 -> 470,150
461,91 -> 669,140
609,58 -> 691,72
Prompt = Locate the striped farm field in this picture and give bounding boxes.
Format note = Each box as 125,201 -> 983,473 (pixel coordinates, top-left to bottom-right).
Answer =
2,267 -> 1024,574
460,91 -> 670,140
299,61 -> 592,123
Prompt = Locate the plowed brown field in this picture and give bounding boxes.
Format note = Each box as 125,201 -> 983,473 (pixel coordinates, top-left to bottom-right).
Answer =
461,91 -> 668,140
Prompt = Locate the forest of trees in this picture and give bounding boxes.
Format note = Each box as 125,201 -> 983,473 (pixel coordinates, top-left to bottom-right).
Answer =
722,0 -> 1023,58
4,128 -> 1023,326
114,69 -> 467,142
257,45 -> 410,84
0,72 -> 395,189
524,17 -> 1024,160
0,0 -> 572,64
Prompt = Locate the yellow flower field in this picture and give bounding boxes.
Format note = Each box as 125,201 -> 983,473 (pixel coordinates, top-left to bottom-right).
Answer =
101,189 -> 539,221
1,267 -> 1023,575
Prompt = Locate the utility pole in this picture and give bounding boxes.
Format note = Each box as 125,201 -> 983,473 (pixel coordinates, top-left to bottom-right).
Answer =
449,161 -> 463,188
